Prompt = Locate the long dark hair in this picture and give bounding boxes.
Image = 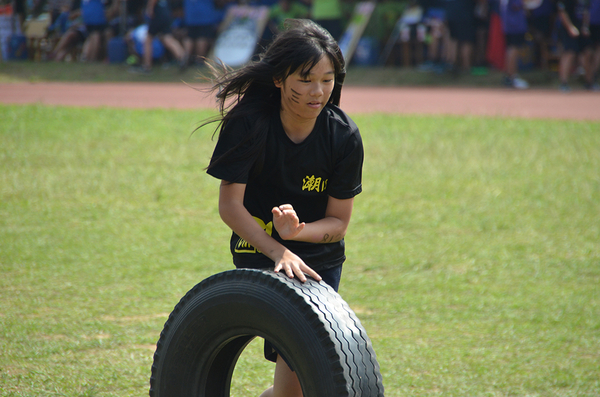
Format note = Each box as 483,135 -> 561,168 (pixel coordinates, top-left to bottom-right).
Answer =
204,19 -> 346,179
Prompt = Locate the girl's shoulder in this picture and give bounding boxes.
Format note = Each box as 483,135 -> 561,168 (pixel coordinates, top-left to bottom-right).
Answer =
319,105 -> 362,154
221,110 -> 261,136
322,104 -> 360,136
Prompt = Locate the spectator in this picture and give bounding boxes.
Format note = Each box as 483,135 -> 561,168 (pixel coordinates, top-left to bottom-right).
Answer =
588,0 -> 600,87
132,0 -> 188,73
80,0 -> 113,61
106,0 -> 145,40
418,0 -> 448,71
49,0 -> 87,61
182,0 -> 226,66
170,0 -> 186,45
527,0 -> 554,71
310,0 -> 343,40
47,0 -> 74,33
13,0 -> 27,30
443,0 -> 476,73
397,1 -> 424,66
473,0 -> 489,70
500,0 -> 530,89
556,0 -> 595,91
47,0 -> 79,51
267,0 -> 309,35
364,0 -> 406,66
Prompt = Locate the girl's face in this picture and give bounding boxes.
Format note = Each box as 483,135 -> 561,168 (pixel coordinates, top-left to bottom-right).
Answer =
275,56 -> 335,122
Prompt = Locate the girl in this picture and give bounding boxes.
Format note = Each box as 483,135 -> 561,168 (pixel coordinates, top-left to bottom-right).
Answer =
204,19 -> 364,397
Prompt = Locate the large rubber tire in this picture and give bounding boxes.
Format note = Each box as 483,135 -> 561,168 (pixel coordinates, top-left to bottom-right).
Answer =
149,268 -> 384,397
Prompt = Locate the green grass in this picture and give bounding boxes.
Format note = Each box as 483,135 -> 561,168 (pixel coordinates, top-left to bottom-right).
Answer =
1,104 -> 599,396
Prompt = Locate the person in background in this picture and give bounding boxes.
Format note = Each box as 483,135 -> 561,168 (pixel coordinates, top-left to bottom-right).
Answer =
261,0 -> 309,46
80,0 -> 113,61
49,0 -> 87,61
527,0 -> 554,71
473,0 -> 489,71
443,0 -> 476,73
169,0 -> 187,47
556,0 -> 595,91
587,0 -> 600,88
13,0 -> 26,31
267,0 -> 309,35
363,0 -> 406,66
133,0 -> 188,73
106,0 -> 145,45
182,0 -> 226,66
47,0 -> 75,34
417,0 -> 449,72
398,1 -> 425,67
500,0 -> 530,88
310,0 -> 343,40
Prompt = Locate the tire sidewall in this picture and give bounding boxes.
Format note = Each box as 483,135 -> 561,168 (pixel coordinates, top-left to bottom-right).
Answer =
152,270 -> 347,396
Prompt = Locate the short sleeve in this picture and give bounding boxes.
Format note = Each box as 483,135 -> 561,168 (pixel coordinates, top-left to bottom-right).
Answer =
327,123 -> 364,200
206,117 -> 254,184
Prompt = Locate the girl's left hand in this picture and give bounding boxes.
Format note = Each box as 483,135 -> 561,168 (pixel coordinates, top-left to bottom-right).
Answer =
272,204 -> 305,240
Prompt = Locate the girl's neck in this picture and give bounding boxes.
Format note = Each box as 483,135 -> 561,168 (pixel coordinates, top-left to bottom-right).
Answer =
280,110 -> 316,144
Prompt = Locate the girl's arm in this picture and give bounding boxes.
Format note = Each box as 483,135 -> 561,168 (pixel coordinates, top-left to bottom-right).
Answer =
218,180 -> 322,283
273,196 -> 354,244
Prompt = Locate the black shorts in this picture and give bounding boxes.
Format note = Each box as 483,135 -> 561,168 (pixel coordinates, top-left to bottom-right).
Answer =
186,24 -> 217,40
85,24 -> 107,34
528,15 -> 552,38
148,4 -> 172,36
75,27 -> 88,41
580,33 -> 593,51
559,24 -> 593,53
263,265 -> 343,366
505,33 -> 526,47
447,18 -> 476,43
75,24 -> 89,40
559,24 -> 578,52
590,24 -> 600,45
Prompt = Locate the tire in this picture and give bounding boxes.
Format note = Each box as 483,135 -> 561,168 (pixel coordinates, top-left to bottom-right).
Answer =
149,268 -> 384,397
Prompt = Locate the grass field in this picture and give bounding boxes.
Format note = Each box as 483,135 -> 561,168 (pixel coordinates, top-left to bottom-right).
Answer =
1,104 -> 599,396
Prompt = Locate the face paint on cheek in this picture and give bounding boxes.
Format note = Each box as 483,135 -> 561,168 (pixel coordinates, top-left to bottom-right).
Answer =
290,88 -> 301,103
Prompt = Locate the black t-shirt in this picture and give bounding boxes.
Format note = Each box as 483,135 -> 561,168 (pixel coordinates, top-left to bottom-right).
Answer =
207,104 -> 364,272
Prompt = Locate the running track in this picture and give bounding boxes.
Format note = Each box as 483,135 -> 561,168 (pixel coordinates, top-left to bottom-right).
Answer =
1,82 -> 599,120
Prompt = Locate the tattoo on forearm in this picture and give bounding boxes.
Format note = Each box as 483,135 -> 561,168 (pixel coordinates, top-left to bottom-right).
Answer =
320,234 -> 342,243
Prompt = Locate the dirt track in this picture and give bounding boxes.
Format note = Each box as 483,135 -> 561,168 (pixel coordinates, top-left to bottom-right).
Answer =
1,82 -> 599,120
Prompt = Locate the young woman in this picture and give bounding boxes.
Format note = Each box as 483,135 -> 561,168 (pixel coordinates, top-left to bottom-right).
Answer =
205,19 -> 364,397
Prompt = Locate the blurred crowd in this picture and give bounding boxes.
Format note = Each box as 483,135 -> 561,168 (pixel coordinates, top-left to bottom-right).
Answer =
392,0 -> 600,91
5,0 -> 600,90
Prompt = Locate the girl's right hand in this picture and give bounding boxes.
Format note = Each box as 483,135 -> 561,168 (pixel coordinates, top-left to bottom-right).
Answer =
272,204 -> 305,240
274,249 -> 322,283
